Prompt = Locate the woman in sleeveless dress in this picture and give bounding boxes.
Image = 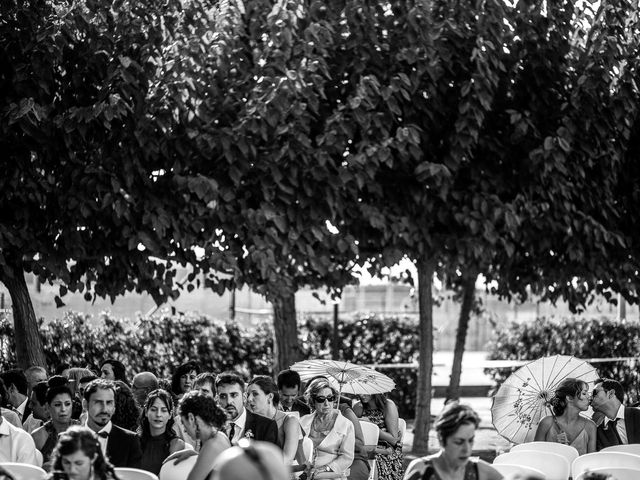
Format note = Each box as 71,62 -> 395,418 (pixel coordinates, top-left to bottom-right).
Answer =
246,376 -> 302,466
403,403 -> 502,480
32,377 -> 80,470
138,389 -> 185,475
534,378 -> 597,455
356,393 -> 403,480
168,390 -> 231,480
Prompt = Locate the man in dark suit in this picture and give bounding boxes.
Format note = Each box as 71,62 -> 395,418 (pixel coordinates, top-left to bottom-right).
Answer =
591,378 -> 640,450
83,379 -> 142,468
215,372 -> 278,445
0,369 -> 32,424
277,369 -> 311,416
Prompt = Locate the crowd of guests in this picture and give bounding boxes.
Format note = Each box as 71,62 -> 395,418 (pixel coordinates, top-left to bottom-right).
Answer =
0,360 -> 405,480
1,360 -> 638,480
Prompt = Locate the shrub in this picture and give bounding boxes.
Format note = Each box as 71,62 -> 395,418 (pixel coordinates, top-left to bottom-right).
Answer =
485,316 -> 640,404
0,311 -> 420,416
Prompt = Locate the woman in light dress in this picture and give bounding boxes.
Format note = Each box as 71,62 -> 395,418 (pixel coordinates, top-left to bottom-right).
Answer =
246,375 -> 303,465
534,377 -> 597,455
299,378 -> 355,479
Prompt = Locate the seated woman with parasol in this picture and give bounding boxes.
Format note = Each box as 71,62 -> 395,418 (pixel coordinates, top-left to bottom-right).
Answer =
534,377 -> 597,455
299,378 -> 355,479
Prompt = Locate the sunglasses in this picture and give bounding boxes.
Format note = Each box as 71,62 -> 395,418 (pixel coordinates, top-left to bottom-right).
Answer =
313,395 -> 336,403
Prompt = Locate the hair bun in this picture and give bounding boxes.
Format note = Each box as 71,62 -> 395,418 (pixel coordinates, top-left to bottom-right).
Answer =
48,375 -> 69,388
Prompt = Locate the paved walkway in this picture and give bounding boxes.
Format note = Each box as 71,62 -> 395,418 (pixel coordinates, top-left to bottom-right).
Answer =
401,351 -> 512,460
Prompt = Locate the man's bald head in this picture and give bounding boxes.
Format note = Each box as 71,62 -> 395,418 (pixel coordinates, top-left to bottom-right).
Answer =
210,440 -> 289,480
132,372 -> 159,407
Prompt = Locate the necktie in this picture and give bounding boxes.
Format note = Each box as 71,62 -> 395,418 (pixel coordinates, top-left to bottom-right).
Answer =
97,431 -> 109,439
609,418 -> 622,444
227,423 -> 236,443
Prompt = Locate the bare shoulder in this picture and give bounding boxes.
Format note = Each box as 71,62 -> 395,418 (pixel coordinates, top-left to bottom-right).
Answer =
404,454 -> 437,479
477,459 -> 504,480
583,416 -> 597,432
169,437 -> 186,453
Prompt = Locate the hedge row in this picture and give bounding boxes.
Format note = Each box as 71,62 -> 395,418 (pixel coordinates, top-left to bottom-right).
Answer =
485,316 -> 640,404
0,312 -> 420,417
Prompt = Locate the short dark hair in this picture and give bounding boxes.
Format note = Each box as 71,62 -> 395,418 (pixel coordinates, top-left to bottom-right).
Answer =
178,390 -> 227,427
215,372 -> 245,392
100,359 -> 128,383
595,378 -> 625,403
79,375 -> 98,386
170,361 -> 201,395
32,381 -> 49,405
46,376 -> 74,404
194,372 -> 216,388
1,369 -> 28,395
435,402 -> 480,445
83,379 -> 116,402
277,370 -> 301,390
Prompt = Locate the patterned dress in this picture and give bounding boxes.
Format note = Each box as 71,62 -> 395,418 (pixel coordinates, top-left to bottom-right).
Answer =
362,408 -> 404,480
404,457 -> 478,480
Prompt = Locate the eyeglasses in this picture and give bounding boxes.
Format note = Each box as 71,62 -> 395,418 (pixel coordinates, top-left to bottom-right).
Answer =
313,395 -> 336,403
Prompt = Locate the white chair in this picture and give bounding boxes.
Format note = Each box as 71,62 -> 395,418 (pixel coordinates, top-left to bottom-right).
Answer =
398,418 -> 407,444
359,421 -> 379,480
115,467 -> 159,480
601,443 -> 640,456
0,463 -> 47,480
512,441 -> 579,465
575,467 -> 640,480
491,463 -> 546,479
494,450 -> 569,480
159,455 -> 198,480
572,451 -> 640,479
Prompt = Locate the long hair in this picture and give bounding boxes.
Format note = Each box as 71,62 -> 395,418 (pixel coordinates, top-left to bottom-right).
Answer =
551,378 -> 588,416
178,391 -> 227,428
49,426 -> 119,480
138,389 -> 178,453
111,381 -> 140,432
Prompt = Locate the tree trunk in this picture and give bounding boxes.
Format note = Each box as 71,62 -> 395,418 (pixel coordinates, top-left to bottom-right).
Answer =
272,292 -> 301,373
0,263 -> 46,368
412,256 -> 436,455
445,273 -> 477,403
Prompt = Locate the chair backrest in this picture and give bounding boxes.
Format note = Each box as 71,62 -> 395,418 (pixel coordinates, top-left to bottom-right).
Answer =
494,450 -> 569,480
575,467 -> 640,480
491,463 -> 547,480
359,421 -> 380,446
398,418 -> 407,444
115,467 -> 159,480
600,443 -> 640,456
159,455 -> 198,480
572,451 -> 640,479
301,436 -> 313,462
0,463 -> 47,480
512,441 -> 580,465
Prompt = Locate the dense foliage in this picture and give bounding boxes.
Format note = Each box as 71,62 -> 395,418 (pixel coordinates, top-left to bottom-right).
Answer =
486,317 -> 640,403
0,312 -> 420,416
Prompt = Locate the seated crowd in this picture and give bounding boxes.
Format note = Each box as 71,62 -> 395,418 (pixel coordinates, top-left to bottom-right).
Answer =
0,361 -> 405,480
2,361 -> 638,480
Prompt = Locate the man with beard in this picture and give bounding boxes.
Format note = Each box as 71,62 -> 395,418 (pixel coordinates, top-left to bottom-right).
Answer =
215,372 -> 278,446
83,379 -> 142,468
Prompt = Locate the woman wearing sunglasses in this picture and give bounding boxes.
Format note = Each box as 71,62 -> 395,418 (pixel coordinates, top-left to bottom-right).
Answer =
300,378 -> 355,479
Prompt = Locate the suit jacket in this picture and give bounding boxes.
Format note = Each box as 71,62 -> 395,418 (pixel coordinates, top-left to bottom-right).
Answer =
285,398 -> 311,416
596,407 -> 640,450
300,411 -> 355,478
106,424 -> 143,468
244,411 -> 279,445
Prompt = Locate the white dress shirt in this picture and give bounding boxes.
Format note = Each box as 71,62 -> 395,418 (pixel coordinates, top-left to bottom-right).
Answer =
227,409 -> 247,445
603,404 -> 628,444
0,418 -> 39,465
15,397 -> 28,421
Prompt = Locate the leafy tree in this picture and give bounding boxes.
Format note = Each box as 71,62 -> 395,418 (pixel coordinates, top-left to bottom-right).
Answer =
0,0 -> 221,367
